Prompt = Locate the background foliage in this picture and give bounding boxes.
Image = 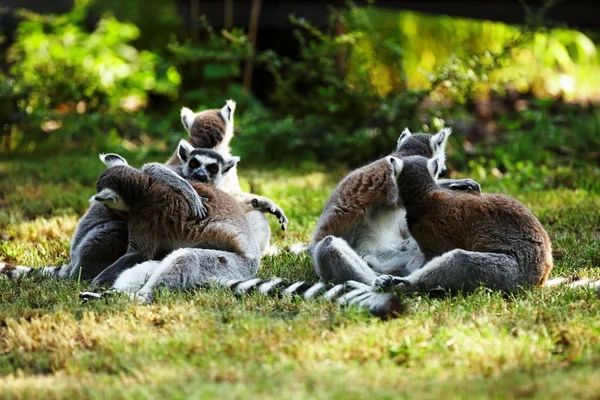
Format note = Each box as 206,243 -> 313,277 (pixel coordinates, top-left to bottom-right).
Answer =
0,0 -> 599,171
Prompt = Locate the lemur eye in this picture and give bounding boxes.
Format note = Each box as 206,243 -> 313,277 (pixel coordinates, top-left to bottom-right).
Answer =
189,159 -> 199,169
207,164 -> 219,174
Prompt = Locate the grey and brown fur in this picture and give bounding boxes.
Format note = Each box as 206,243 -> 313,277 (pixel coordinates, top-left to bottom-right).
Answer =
0,152 -> 208,281
88,160 -> 260,302
174,100 -> 288,254
311,128 -> 482,285
375,155 -> 554,293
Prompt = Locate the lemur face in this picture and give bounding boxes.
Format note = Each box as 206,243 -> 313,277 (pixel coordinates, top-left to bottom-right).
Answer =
177,140 -> 239,187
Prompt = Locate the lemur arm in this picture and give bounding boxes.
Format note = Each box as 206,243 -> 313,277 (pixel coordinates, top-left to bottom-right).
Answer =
437,178 -> 481,193
141,163 -> 208,220
230,192 -> 289,231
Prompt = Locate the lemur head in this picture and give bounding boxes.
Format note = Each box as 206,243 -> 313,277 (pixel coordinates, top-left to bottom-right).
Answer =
180,100 -> 236,151
388,155 -> 444,189
177,139 -> 239,187
394,127 -> 452,178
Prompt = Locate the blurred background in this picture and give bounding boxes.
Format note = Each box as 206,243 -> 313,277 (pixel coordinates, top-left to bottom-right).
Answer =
0,0 -> 599,178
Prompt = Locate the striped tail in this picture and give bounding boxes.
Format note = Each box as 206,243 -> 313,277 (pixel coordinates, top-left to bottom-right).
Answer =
0,262 -> 66,279
216,278 -> 405,319
545,276 -> 600,290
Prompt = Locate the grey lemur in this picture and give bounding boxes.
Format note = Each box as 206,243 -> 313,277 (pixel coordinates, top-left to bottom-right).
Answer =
175,100 -> 288,254
311,128 -> 482,286
374,155 -> 553,293
87,153 -> 260,302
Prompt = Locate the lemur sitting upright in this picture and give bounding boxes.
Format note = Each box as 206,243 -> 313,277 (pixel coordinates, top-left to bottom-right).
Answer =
374,155 -> 553,293
311,128 -> 482,286
175,101 -> 288,254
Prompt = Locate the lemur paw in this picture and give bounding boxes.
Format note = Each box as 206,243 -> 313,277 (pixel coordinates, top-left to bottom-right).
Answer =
189,196 -> 209,220
272,208 -> 289,231
373,275 -> 410,291
251,198 -> 289,230
449,179 -> 481,193
135,291 -> 154,304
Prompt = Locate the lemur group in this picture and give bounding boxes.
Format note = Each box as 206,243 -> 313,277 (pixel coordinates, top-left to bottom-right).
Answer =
2,100 -> 597,318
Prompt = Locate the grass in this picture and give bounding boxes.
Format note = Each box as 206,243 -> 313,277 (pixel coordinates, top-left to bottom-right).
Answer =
1,150 -> 600,399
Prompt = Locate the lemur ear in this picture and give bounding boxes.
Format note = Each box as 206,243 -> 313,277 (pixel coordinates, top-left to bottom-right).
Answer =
181,107 -> 195,133
431,127 -> 452,155
388,156 -> 403,178
396,128 -> 412,150
177,139 -> 194,163
99,153 -> 128,168
223,156 -> 240,174
221,100 -> 236,123
427,157 -> 443,179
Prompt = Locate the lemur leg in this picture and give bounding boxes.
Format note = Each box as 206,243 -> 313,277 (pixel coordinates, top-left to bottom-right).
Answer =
363,237 -> 426,276
245,210 -> 272,256
67,219 -> 129,280
313,236 -> 378,285
111,260 -> 161,293
135,248 -> 260,303
233,192 -> 288,231
378,249 -> 524,293
141,163 -> 208,220
90,249 -> 151,287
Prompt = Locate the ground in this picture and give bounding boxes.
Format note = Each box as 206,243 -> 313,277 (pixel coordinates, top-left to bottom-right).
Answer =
1,153 -> 600,399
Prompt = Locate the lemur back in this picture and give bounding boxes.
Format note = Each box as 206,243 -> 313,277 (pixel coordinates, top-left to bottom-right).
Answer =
89,163 -> 261,301
95,165 -> 255,258
376,155 -> 553,292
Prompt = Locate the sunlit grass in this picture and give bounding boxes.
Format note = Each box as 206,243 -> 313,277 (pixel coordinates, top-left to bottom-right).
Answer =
1,153 -> 599,399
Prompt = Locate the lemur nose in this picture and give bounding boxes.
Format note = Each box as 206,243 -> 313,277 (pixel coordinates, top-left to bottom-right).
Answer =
193,172 -> 209,183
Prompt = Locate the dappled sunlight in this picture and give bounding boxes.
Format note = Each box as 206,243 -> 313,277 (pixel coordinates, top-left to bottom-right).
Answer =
348,10 -> 600,103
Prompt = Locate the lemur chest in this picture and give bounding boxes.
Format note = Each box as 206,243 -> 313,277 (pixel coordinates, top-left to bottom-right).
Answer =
352,208 -> 408,256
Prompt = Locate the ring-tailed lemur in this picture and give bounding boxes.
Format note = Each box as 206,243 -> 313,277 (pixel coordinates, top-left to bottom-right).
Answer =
311,128 -> 482,286
0,146 -> 214,281
1,99 -> 286,279
373,155 -> 553,293
80,278 -> 404,319
174,100 -> 288,254
86,153 -> 260,303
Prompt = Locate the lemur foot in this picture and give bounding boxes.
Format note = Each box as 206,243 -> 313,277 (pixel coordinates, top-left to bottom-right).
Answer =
373,275 -> 411,291
251,198 -> 289,230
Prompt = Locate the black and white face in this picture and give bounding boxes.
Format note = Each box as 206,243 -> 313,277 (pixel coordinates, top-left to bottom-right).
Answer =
176,139 -> 240,187
184,154 -> 223,185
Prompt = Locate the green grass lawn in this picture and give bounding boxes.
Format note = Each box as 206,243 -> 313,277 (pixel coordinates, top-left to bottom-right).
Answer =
1,153 -> 600,399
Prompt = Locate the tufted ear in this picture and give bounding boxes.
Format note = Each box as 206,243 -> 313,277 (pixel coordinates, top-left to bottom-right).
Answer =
430,127 -> 452,156
388,156 -> 403,178
177,139 -> 195,163
396,128 -> 412,151
180,107 -> 196,133
99,153 -> 128,168
427,157 -> 444,179
222,156 -> 240,175
220,99 -> 237,123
